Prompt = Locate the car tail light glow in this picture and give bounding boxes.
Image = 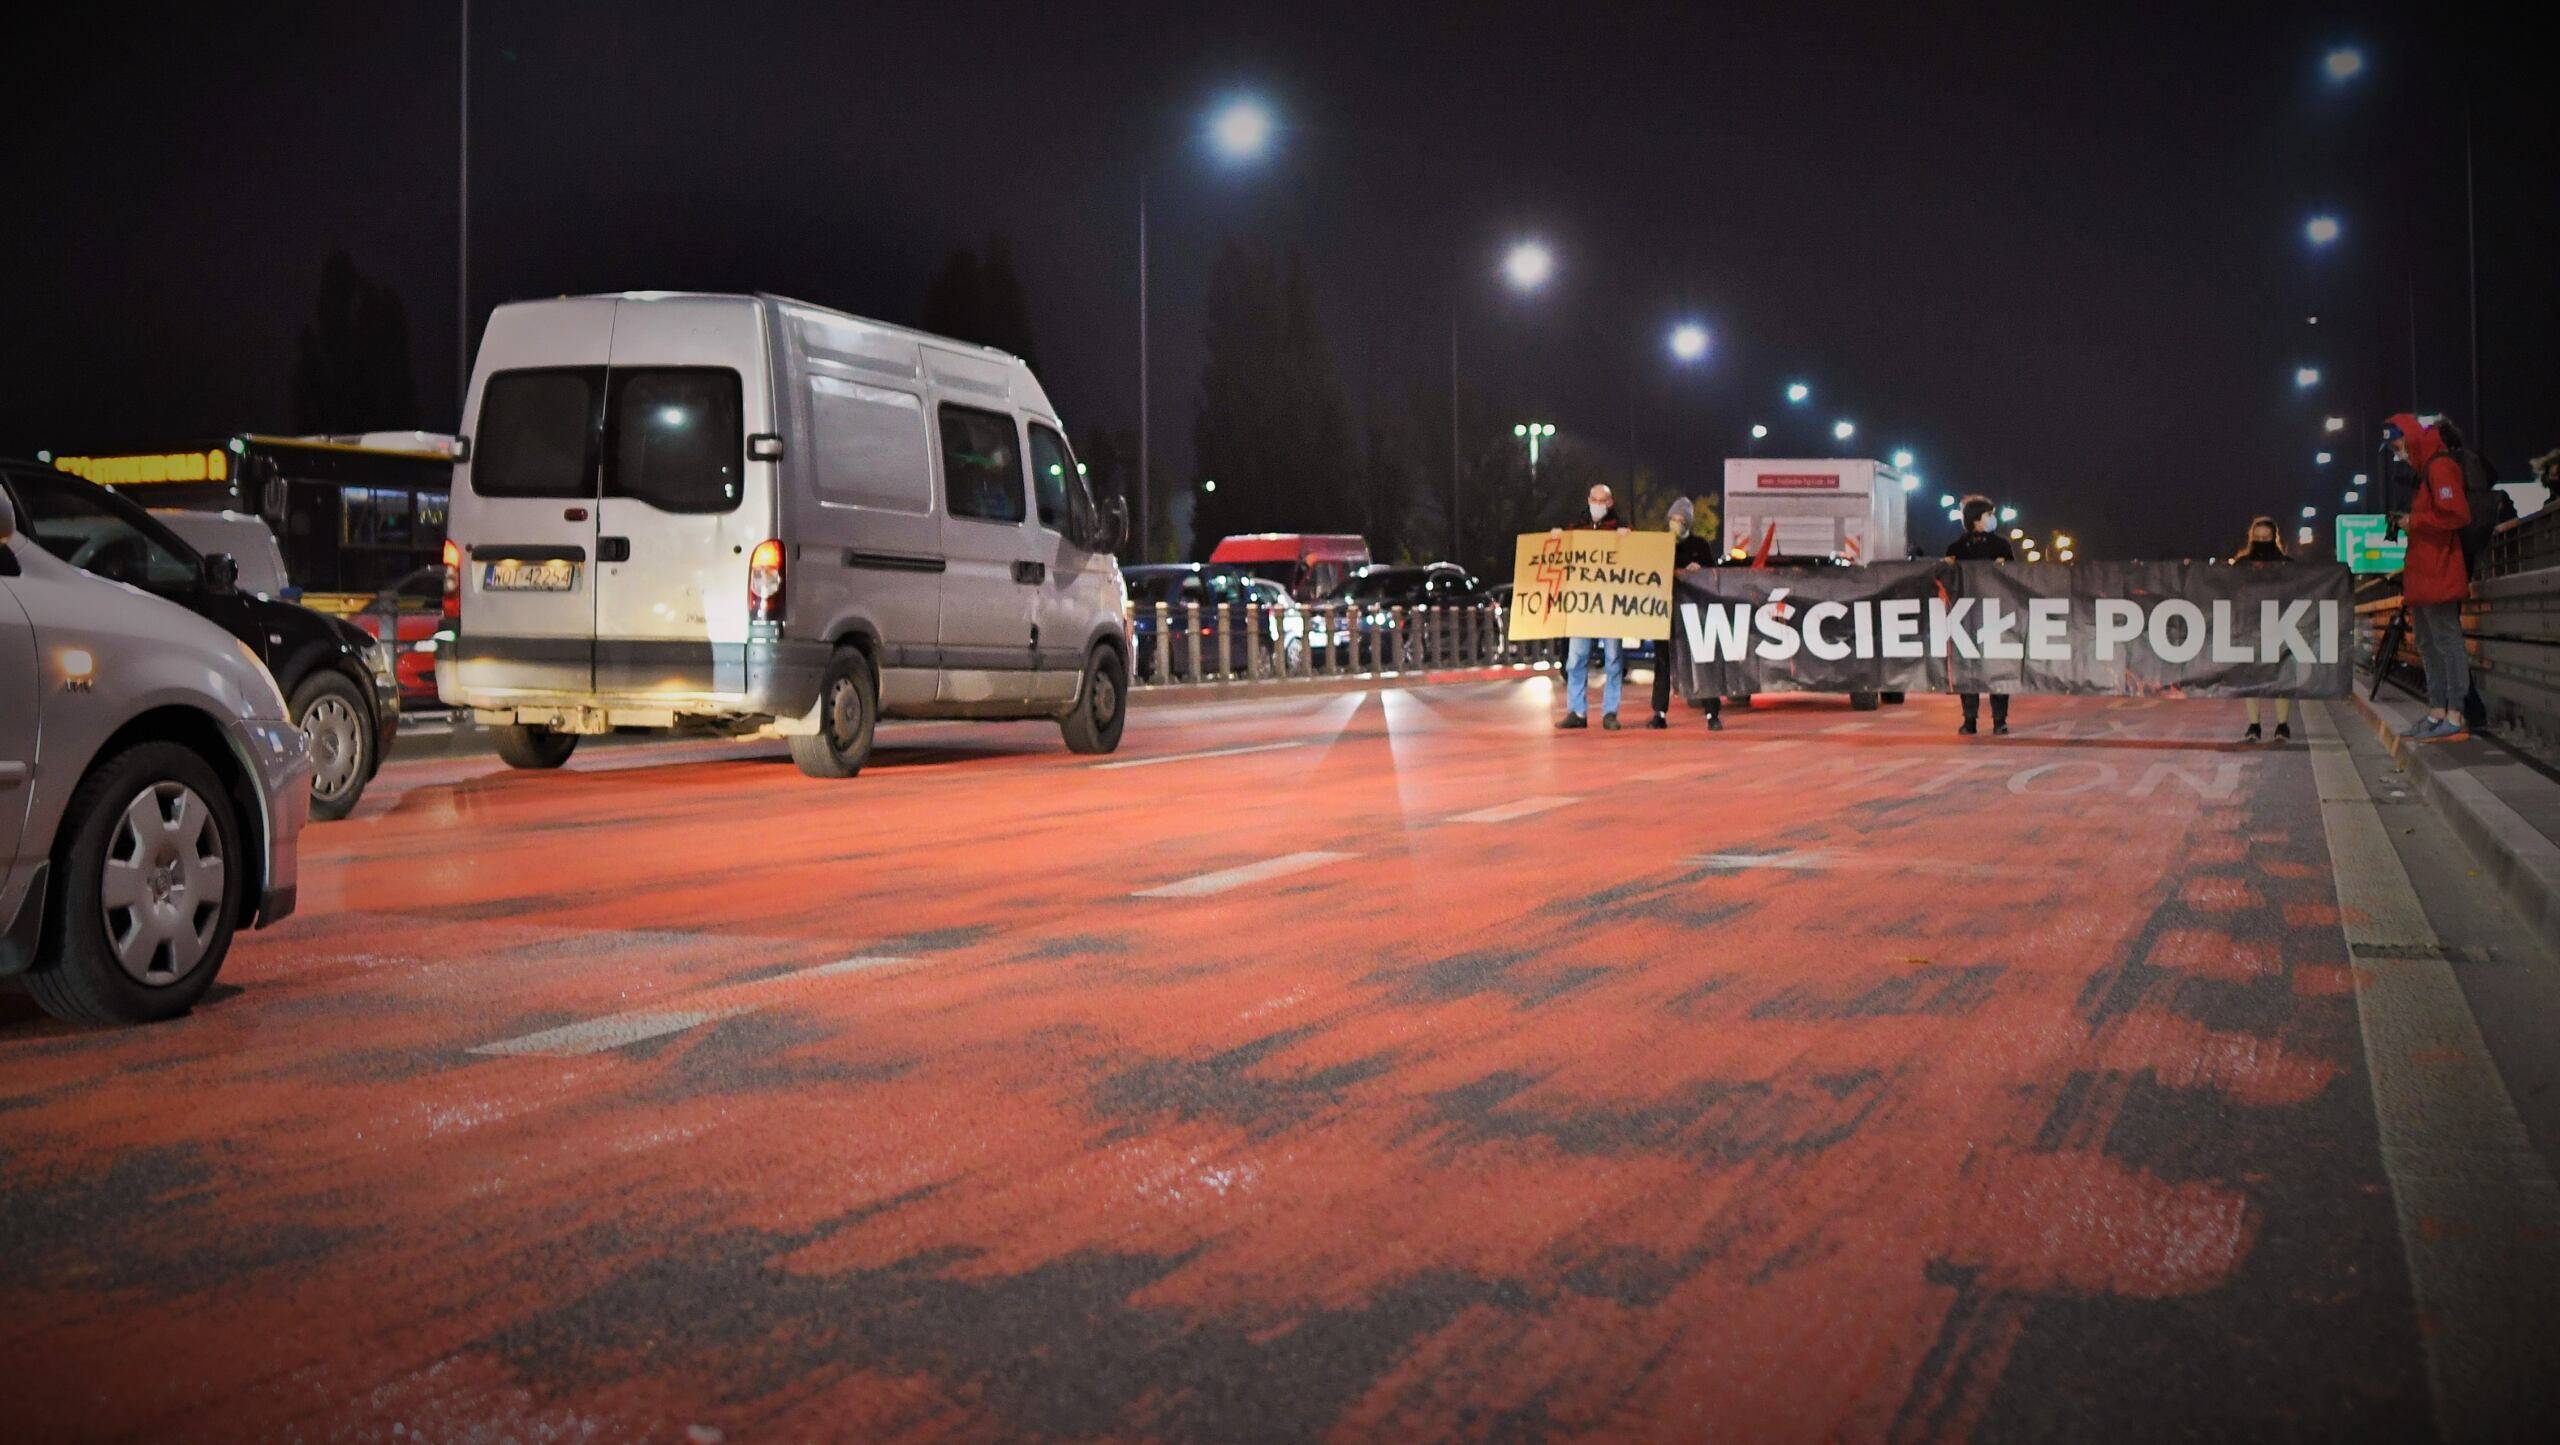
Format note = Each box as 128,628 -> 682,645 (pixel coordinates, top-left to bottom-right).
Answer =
748,539 -> 785,622
441,539 -> 461,622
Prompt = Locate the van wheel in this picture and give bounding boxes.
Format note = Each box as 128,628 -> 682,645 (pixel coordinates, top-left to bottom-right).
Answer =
1850,692 -> 1881,711
1062,647 -> 1127,755
293,671 -> 374,821
1883,691 -> 1907,705
26,743 -> 244,1025
790,648 -> 876,779
493,724 -> 579,770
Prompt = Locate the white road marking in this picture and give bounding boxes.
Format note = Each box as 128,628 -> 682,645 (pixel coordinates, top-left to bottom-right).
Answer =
1134,851 -> 1355,898
1094,741 -> 1308,770
806,954 -> 919,978
2307,704 -> 2560,1439
1689,851 -> 1831,871
1450,795 -> 1578,824
470,1007 -> 748,1058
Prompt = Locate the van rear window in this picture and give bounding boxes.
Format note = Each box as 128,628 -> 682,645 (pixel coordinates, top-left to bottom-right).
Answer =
607,368 -> 744,514
473,368 -> 602,499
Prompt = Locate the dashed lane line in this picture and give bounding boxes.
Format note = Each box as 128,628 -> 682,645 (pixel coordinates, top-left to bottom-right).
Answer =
1449,795 -> 1579,824
1133,851 -> 1357,899
467,954 -> 924,1058
2308,703 -> 2560,1441
1093,741 -> 1310,770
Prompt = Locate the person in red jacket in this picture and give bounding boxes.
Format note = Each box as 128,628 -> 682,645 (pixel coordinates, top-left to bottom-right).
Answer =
2390,412 -> 2473,741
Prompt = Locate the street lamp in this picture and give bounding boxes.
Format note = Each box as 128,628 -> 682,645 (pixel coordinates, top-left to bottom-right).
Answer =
1502,240 -> 1555,292
2000,506 -> 2018,522
2306,215 -> 2341,246
1938,492 -> 1956,508
2295,366 -> 2321,388
2301,506 -> 2318,519
1668,321 -> 1710,363
1205,96 -> 1276,163
1832,419 -> 1855,441
2316,451 -> 2333,465
1786,382 -> 1810,404
1513,422 -> 1556,476
1750,423 -> 1769,440
1891,449 -> 1915,469
2325,416 -> 2346,432
2324,47 -> 2366,83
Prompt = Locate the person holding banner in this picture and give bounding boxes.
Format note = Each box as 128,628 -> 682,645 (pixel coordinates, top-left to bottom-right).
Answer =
1648,497 -> 1723,730
2388,412 -> 2474,743
1946,495 -> 2015,735
1556,483 -> 1629,730
2233,516 -> 2294,743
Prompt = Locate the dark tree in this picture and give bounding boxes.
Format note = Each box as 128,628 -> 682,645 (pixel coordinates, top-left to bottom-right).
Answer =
920,235 -> 1038,367
1188,242 -> 1359,557
290,251 -> 419,434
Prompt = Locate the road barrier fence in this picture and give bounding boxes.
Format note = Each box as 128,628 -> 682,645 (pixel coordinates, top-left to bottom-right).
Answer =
1125,601 -> 1575,688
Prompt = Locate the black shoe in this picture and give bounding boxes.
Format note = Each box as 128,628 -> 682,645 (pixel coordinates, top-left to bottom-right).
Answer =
1647,713 -> 1669,730
2243,723 -> 2262,743
1993,723 -> 2010,736
1557,713 -> 1588,730
1958,720 -> 1978,736
1707,714 -> 1724,731
1602,713 -> 1621,731
2273,723 -> 2291,743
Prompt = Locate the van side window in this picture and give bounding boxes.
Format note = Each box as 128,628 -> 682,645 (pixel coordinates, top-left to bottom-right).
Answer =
475,368 -> 603,499
938,405 -> 1026,525
1027,425 -> 1072,533
606,368 -> 743,514
809,378 -> 931,514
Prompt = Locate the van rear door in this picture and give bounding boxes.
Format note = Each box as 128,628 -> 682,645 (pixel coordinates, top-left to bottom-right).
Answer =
452,298 -> 615,696
593,299 -> 773,698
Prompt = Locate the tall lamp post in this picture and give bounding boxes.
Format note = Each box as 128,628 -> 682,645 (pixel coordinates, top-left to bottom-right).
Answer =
1137,94 -> 1275,560
1450,238 -> 1556,557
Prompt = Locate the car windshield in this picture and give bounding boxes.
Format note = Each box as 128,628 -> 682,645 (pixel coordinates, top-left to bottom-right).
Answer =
4,471 -> 202,592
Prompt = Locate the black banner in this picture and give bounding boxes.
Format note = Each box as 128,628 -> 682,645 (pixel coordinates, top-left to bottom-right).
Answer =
1674,560 -> 2355,699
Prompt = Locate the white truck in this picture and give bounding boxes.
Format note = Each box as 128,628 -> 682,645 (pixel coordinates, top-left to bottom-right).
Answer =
1722,457 -> 1913,564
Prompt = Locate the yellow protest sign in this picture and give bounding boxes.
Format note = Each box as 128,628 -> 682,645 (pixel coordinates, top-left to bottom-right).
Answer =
1506,529 -> 1675,640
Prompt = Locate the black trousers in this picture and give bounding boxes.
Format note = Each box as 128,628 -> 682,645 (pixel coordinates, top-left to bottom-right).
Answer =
1651,662 -> 1719,718
1960,692 -> 2009,726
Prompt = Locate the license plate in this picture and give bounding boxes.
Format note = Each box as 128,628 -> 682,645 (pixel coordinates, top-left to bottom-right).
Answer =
482,558 -> 577,592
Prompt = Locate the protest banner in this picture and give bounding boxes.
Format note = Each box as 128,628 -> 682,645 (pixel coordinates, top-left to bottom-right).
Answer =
1674,560 -> 2355,699
1506,530 -> 1676,641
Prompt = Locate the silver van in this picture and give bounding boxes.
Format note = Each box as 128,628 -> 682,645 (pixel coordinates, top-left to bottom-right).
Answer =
436,293 -> 1130,777
2,483 -> 310,1024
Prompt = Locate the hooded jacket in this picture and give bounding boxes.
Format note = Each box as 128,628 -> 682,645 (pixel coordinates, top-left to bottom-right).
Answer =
2393,412 -> 2471,606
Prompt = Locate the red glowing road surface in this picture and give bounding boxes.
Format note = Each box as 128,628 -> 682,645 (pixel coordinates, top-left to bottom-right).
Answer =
1,684 -> 2439,1440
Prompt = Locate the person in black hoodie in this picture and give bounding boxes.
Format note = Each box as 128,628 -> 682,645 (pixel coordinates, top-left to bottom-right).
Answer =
2233,515 -> 2293,743
1946,494 -> 2014,735
1649,496 -> 1726,729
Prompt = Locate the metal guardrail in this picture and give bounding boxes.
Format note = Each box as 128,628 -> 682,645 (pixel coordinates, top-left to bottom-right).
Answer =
2359,508 -> 2560,746
1123,601 -> 1566,688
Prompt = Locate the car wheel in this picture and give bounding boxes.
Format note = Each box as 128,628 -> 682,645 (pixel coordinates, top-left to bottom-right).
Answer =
292,671 -> 374,821
26,742 -> 244,1025
789,647 -> 877,779
1061,646 -> 1127,754
492,723 -> 579,770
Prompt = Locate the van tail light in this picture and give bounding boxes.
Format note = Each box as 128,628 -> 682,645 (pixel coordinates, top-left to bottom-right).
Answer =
441,539 -> 461,622
748,539 -> 786,622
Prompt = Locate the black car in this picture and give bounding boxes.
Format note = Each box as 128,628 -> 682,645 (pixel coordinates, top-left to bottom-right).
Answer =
1,462 -> 398,819
1123,564 -> 1293,679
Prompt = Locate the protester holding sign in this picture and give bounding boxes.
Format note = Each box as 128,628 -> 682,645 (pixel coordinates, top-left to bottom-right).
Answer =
1945,495 -> 2016,735
1649,497 -> 1724,730
2233,516 -> 2293,743
1555,484 -> 1631,731
2389,412 -> 2473,743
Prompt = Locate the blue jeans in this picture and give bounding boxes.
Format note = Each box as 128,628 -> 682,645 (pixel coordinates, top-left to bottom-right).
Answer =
1566,637 -> 1624,717
2412,602 -> 2469,713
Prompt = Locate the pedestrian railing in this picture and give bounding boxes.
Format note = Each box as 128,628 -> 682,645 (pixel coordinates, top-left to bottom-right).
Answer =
1124,601 -> 1565,689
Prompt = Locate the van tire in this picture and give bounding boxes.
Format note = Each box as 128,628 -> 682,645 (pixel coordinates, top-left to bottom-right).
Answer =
26,742 -> 244,1025
493,724 -> 579,770
1850,691 -> 1881,711
293,671 -> 374,821
1061,646 -> 1127,755
790,648 -> 877,779
1883,691 -> 1907,705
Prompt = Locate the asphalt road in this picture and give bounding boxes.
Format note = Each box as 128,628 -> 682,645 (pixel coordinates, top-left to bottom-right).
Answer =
2,682 -> 2545,1441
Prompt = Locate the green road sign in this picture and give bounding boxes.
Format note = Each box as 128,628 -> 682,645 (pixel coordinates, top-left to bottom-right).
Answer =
2335,513 -> 2407,575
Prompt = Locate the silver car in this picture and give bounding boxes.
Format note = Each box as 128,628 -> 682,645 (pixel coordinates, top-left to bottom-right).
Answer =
2,484 -> 310,1024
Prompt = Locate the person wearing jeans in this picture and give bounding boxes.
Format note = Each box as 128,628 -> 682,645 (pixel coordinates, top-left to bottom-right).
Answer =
1556,483 -> 1629,731
2388,412 -> 2474,742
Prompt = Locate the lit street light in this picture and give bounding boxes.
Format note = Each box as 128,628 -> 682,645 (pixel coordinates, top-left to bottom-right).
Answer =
2345,491 -> 2361,504
1750,423 -> 1769,440
2306,215 -> 2341,247
2301,506 -> 2318,519
1891,449 -> 1914,470
1786,382 -> 1810,404
1513,421 -> 1556,475
1938,492 -> 1956,508
1202,478 -> 1218,493
2295,367 -> 2321,389
1667,322 -> 1710,362
1206,96 -> 1276,162
2324,47 -> 2366,82
2000,506 -> 2018,522
1502,240 -> 1555,292
2316,451 -> 2333,465
1832,419 -> 1855,441
2325,416 -> 2346,432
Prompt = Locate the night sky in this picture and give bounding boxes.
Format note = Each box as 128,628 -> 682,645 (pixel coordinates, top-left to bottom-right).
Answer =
10,0 -> 2553,559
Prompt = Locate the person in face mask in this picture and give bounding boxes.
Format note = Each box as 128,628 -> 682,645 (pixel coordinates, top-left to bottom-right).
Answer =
2388,413 -> 2474,742
1557,483 -> 1629,730
2232,516 -> 2292,743
1649,496 -> 1724,729
1945,494 -> 2015,735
